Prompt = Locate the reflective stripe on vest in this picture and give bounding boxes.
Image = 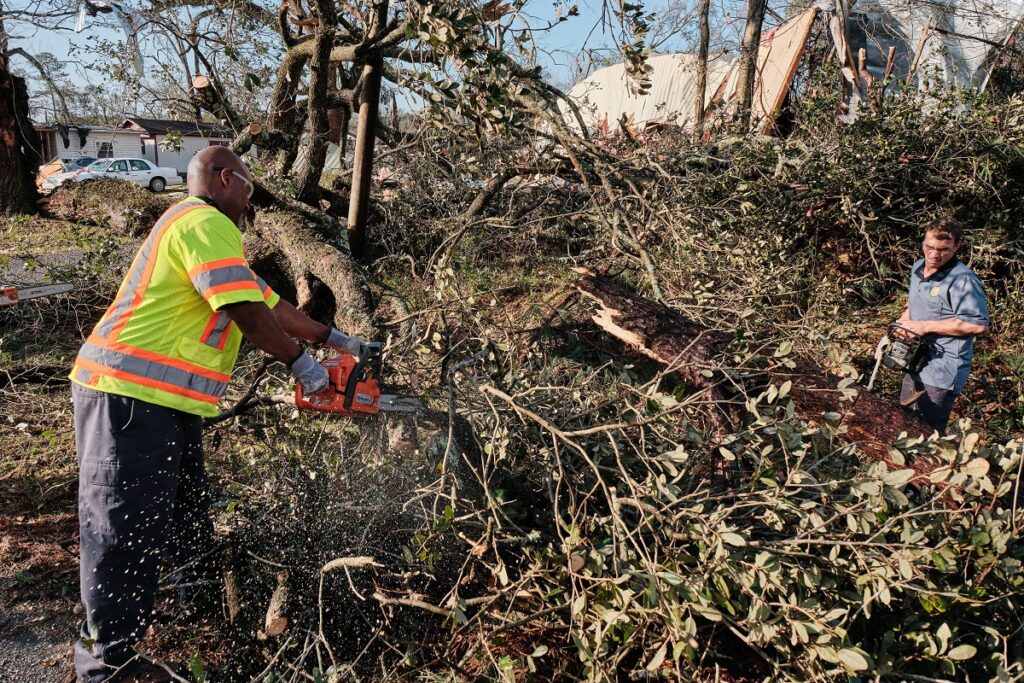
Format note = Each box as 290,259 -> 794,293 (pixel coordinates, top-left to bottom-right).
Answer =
73,367 -> 96,385
188,258 -> 259,301
256,276 -> 274,301
200,311 -> 233,350
77,339 -> 228,404
95,200 -> 212,341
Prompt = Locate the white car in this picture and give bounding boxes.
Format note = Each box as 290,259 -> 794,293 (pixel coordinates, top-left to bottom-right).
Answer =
42,157 -> 183,193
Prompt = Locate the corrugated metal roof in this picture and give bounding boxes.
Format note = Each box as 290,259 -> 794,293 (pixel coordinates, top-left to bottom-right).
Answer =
563,53 -> 736,135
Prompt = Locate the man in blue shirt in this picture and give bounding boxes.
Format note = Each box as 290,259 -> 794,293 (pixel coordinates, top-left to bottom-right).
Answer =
896,218 -> 989,433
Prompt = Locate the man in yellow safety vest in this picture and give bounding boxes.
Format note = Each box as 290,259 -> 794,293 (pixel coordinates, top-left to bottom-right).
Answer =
68,146 -> 363,682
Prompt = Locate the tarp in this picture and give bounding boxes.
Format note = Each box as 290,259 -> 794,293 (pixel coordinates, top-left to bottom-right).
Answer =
823,0 -> 1024,119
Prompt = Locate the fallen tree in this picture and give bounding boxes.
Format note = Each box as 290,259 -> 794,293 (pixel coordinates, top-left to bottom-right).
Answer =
576,270 -> 933,465
45,180 -> 176,236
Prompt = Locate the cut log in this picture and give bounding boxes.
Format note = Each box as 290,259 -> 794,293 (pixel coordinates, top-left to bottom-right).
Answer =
191,75 -> 248,132
576,272 -> 932,465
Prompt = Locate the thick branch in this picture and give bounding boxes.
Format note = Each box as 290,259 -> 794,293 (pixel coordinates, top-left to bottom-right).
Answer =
8,47 -> 71,121
576,272 -> 935,467
191,75 -> 247,132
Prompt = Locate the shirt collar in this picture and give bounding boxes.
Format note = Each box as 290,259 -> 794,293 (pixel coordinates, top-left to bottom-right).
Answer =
915,256 -> 959,282
196,195 -> 223,213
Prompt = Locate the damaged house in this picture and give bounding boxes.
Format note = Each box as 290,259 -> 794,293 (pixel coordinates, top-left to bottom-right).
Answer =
561,0 -> 1024,137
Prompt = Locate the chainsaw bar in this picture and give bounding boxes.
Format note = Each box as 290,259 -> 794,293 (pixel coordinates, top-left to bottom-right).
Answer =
377,394 -> 424,414
0,283 -> 74,308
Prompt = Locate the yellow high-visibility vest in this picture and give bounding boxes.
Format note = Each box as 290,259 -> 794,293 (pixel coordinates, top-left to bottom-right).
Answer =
70,197 -> 280,416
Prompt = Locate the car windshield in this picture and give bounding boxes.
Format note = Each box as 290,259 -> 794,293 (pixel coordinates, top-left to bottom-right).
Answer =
87,160 -> 111,172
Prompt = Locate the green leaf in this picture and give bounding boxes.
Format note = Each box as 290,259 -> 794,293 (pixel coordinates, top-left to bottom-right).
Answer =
883,469 -> 916,486
962,457 -> 989,477
778,380 -> 792,398
190,653 -> 205,683
720,532 -> 747,547
837,648 -> 871,672
947,644 -> 977,660
645,641 -> 668,670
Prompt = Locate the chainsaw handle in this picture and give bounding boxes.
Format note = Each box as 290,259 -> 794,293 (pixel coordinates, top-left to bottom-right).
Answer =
342,342 -> 383,411
887,322 -> 922,342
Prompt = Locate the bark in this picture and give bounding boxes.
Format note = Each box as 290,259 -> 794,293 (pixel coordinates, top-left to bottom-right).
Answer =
0,45 -> 41,216
693,0 -> 711,141
576,272 -> 934,467
734,0 -> 768,131
267,50 -> 310,174
347,0 -> 389,260
254,209 -> 375,336
294,0 -> 337,202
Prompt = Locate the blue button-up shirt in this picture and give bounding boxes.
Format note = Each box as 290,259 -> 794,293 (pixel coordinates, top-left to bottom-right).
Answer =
907,258 -> 989,392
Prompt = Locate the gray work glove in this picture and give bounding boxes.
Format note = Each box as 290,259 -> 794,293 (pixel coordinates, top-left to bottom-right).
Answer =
290,351 -> 330,396
325,328 -> 367,357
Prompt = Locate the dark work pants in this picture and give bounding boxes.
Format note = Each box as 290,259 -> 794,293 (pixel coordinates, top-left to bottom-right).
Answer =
72,385 -> 214,682
900,374 -> 957,435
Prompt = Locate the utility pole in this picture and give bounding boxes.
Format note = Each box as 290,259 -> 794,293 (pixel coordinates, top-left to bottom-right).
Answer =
347,0 -> 388,260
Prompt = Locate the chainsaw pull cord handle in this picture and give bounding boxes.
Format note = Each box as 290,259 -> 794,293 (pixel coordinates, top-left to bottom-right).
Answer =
866,334 -> 893,392
342,341 -> 383,410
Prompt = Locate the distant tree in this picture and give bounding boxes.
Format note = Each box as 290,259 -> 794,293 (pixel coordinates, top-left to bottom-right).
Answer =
1,14 -> 40,215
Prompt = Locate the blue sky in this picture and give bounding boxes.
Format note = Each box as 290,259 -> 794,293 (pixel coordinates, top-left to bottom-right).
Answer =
11,1 -> 674,111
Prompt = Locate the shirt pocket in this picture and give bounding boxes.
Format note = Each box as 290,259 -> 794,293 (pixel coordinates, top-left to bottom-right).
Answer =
922,284 -> 949,317
174,332 -> 226,370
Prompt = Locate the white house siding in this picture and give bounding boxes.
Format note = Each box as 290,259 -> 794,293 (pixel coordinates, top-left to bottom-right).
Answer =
50,129 -> 141,160
151,135 -> 227,176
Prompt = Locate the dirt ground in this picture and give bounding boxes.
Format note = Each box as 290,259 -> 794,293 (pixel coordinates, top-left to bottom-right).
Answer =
0,513 -> 79,683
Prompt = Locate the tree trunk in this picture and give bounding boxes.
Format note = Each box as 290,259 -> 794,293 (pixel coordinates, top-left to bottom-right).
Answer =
734,0 -> 768,131
693,0 -> 711,141
347,0 -> 389,260
0,41 -> 41,216
576,272 -> 936,469
294,0 -> 338,202
254,210 -> 375,336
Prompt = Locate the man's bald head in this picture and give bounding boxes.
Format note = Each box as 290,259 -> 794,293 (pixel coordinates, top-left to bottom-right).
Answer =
187,146 -> 253,223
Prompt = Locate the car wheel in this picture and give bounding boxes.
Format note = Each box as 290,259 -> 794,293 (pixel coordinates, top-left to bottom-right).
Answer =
149,177 -> 166,192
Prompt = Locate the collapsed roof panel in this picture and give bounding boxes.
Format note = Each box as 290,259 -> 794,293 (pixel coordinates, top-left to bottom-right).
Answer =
561,53 -> 736,136
560,8 -> 818,137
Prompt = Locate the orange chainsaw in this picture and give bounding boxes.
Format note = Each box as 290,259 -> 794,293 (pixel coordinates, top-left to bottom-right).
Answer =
295,341 -> 422,416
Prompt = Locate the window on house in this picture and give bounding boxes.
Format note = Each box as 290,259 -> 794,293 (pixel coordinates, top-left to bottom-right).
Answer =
97,142 -> 114,158
141,140 -> 146,155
